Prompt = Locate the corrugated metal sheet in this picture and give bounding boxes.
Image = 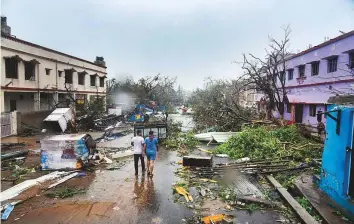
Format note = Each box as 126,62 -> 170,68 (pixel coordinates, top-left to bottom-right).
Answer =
233,174 -> 264,198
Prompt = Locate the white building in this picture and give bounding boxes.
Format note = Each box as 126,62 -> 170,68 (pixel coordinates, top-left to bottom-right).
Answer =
1,17 -> 107,113
238,84 -> 261,109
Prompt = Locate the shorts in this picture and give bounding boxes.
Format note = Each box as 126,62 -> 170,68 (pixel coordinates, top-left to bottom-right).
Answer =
146,152 -> 156,161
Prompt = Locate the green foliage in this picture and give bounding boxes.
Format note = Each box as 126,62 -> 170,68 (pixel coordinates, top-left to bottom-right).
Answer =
165,131 -> 199,150
46,187 -> 86,199
274,174 -> 297,189
220,187 -> 237,202
214,125 -> 322,160
296,197 -> 321,221
181,132 -> 199,149
245,203 -> 261,213
165,120 -> 198,150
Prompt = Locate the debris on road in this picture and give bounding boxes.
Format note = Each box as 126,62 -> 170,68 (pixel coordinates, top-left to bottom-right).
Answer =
201,214 -> 225,224
43,108 -> 73,132
48,172 -> 79,189
194,132 -> 238,143
40,134 -> 96,170
183,155 -> 213,167
1,150 -> 29,161
175,186 -> 193,202
1,204 -> 14,220
46,187 -> 86,199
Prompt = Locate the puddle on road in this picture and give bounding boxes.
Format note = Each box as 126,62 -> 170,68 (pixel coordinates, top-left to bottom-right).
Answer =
76,150 -> 193,224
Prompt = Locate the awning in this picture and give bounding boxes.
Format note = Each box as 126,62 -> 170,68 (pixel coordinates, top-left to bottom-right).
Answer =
343,49 -> 354,54
64,68 -> 77,72
306,60 -> 319,64
78,71 -> 88,75
286,93 -> 334,104
4,55 -> 23,61
322,55 -> 338,60
29,59 -> 40,64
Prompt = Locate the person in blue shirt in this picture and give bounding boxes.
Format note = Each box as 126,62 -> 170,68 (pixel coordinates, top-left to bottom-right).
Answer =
144,131 -> 159,177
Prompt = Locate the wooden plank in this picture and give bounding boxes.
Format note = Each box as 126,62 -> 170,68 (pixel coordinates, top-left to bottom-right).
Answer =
266,175 -> 319,224
237,195 -> 282,207
295,174 -> 353,224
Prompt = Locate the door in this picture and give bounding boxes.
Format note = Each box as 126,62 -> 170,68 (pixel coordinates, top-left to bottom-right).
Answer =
10,100 -> 17,112
348,115 -> 354,198
295,104 -> 303,123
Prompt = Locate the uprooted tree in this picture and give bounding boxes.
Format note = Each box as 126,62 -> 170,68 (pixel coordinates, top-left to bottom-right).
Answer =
188,78 -> 255,131
240,26 -> 292,119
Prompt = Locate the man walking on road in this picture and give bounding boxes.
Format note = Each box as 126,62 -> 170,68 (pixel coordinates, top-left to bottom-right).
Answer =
131,130 -> 145,176
144,131 -> 159,177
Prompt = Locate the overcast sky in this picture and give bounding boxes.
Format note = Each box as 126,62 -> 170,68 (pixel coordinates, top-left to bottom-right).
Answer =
2,0 -> 354,90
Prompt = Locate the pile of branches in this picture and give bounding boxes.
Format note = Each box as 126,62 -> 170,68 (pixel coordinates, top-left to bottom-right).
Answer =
213,125 -> 323,160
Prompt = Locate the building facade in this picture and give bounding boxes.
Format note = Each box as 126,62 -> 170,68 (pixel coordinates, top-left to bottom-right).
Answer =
273,30 -> 354,127
239,86 -> 261,109
1,17 -> 107,113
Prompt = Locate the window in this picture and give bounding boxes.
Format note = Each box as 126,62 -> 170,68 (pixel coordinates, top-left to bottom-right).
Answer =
288,69 -> 294,80
287,103 -> 292,113
58,70 -> 63,77
45,68 -> 51,75
327,57 -> 338,73
78,72 -> 85,85
311,62 -> 319,76
24,61 -> 35,80
90,75 -> 96,86
349,52 -> 354,69
298,65 -> 305,78
5,57 -> 18,79
99,77 -> 105,87
65,70 -> 73,84
309,104 -> 316,117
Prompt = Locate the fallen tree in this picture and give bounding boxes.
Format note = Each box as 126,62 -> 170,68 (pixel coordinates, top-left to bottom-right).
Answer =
188,79 -> 255,132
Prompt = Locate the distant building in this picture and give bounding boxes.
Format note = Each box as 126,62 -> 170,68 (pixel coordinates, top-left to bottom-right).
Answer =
239,85 -> 260,109
1,17 -> 107,113
272,30 -> 354,127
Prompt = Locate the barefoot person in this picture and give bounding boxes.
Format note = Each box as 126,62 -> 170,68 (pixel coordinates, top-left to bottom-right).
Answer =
144,131 -> 159,177
131,130 -> 145,176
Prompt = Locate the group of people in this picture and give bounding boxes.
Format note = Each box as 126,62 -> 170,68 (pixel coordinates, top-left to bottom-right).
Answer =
131,130 -> 159,177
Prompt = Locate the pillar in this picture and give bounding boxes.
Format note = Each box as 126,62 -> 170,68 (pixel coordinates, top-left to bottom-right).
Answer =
11,111 -> 19,135
53,92 -> 59,108
0,90 -> 5,112
33,92 -> 40,111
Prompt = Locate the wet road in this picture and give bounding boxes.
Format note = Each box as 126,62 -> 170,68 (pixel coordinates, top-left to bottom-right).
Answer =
3,115 -> 289,224
9,134 -> 192,224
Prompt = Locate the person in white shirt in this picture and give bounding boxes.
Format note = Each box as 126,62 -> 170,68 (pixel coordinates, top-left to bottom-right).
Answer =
131,130 -> 146,176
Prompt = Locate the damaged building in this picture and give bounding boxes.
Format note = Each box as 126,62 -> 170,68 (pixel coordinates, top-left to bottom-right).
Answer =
1,16 -> 107,113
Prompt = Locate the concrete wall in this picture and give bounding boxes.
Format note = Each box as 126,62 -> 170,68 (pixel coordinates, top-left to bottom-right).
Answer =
19,110 -> 52,130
